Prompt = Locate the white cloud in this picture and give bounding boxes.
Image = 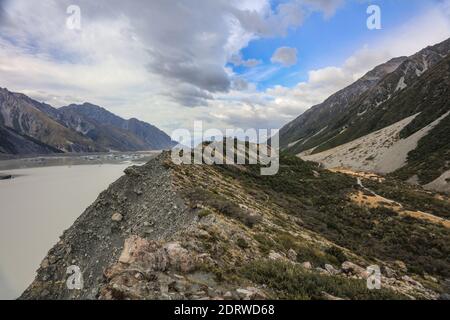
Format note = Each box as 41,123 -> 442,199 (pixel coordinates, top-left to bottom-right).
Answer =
0,0 -> 324,127
229,1 -> 305,38
0,0 -> 449,136
232,78 -> 250,91
229,53 -> 262,67
308,67 -> 348,85
271,47 -> 298,67
374,3 -> 450,57
302,0 -> 344,18
208,3 -> 450,131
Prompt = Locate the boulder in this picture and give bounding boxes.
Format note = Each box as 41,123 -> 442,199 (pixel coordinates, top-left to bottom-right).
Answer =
382,265 -> 397,278
325,264 -> 340,275
268,251 -> 285,261
341,261 -> 369,279
111,212 -> 123,222
394,260 -> 408,273
301,261 -> 312,269
223,291 -> 233,300
322,291 -> 344,300
111,237 -> 202,299
402,275 -> 424,289
236,287 -> 267,300
164,242 -> 195,273
315,267 -> 328,274
124,166 -> 140,177
118,235 -> 151,264
236,288 -> 253,300
423,274 -> 438,283
40,258 -> 49,269
287,249 -> 297,261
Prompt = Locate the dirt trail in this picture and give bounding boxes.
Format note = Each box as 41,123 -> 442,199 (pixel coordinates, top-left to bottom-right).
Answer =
333,168 -> 450,229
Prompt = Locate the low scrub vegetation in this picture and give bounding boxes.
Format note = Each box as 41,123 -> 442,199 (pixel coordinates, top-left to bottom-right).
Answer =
215,154 -> 450,278
242,260 -> 406,300
363,178 -> 450,219
185,187 -> 262,228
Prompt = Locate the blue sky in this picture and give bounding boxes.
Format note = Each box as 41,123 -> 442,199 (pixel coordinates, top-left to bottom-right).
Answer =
234,0 -> 436,90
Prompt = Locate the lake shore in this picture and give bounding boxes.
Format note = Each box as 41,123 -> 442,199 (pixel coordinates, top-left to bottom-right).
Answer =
0,151 -> 161,171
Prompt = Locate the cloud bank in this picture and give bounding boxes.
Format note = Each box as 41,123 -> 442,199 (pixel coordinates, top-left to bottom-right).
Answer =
0,0 -> 449,134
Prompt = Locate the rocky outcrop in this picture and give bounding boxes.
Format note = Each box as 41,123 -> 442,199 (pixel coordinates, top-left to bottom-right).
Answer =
20,154 -> 196,299
100,237 -> 207,299
0,173 -> 12,180
98,236 -> 261,300
341,261 -> 369,279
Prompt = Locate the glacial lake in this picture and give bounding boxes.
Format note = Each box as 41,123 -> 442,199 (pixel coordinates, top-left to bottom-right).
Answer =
0,153 -> 158,299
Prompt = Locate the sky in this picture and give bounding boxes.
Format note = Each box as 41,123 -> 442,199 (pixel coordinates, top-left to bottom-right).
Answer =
0,0 -> 449,135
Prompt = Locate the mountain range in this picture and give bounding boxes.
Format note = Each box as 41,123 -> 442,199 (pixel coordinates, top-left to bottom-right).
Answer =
280,38 -> 450,193
0,88 -> 175,155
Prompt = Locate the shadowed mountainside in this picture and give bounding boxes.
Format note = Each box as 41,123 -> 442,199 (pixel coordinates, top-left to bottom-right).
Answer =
0,89 -> 175,155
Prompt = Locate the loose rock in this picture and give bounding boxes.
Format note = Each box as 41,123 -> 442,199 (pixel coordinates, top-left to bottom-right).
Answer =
111,212 -> 123,222
341,261 -> 369,279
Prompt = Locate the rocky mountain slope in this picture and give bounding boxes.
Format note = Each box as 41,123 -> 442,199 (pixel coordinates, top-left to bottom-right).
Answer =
280,56 -> 406,150
280,38 -> 450,192
0,88 -> 175,155
0,88 -> 98,153
0,125 -> 62,155
20,151 -> 450,300
300,110 -> 450,192
58,103 -> 175,151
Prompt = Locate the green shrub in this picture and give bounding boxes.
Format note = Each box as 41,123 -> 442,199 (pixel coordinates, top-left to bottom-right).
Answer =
253,233 -> 278,254
236,238 -> 250,249
198,209 -> 212,218
242,260 -> 407,300
221,154 -> 450,277
185,188 -> 261,228
325,247 -> 347,264
296,245 -> 338,267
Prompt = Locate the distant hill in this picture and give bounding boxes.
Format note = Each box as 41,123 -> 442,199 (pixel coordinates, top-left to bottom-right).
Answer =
0,89 -> 176,155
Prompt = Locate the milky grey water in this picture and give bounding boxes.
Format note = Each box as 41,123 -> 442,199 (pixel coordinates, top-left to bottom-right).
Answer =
0,163 -> 133,299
